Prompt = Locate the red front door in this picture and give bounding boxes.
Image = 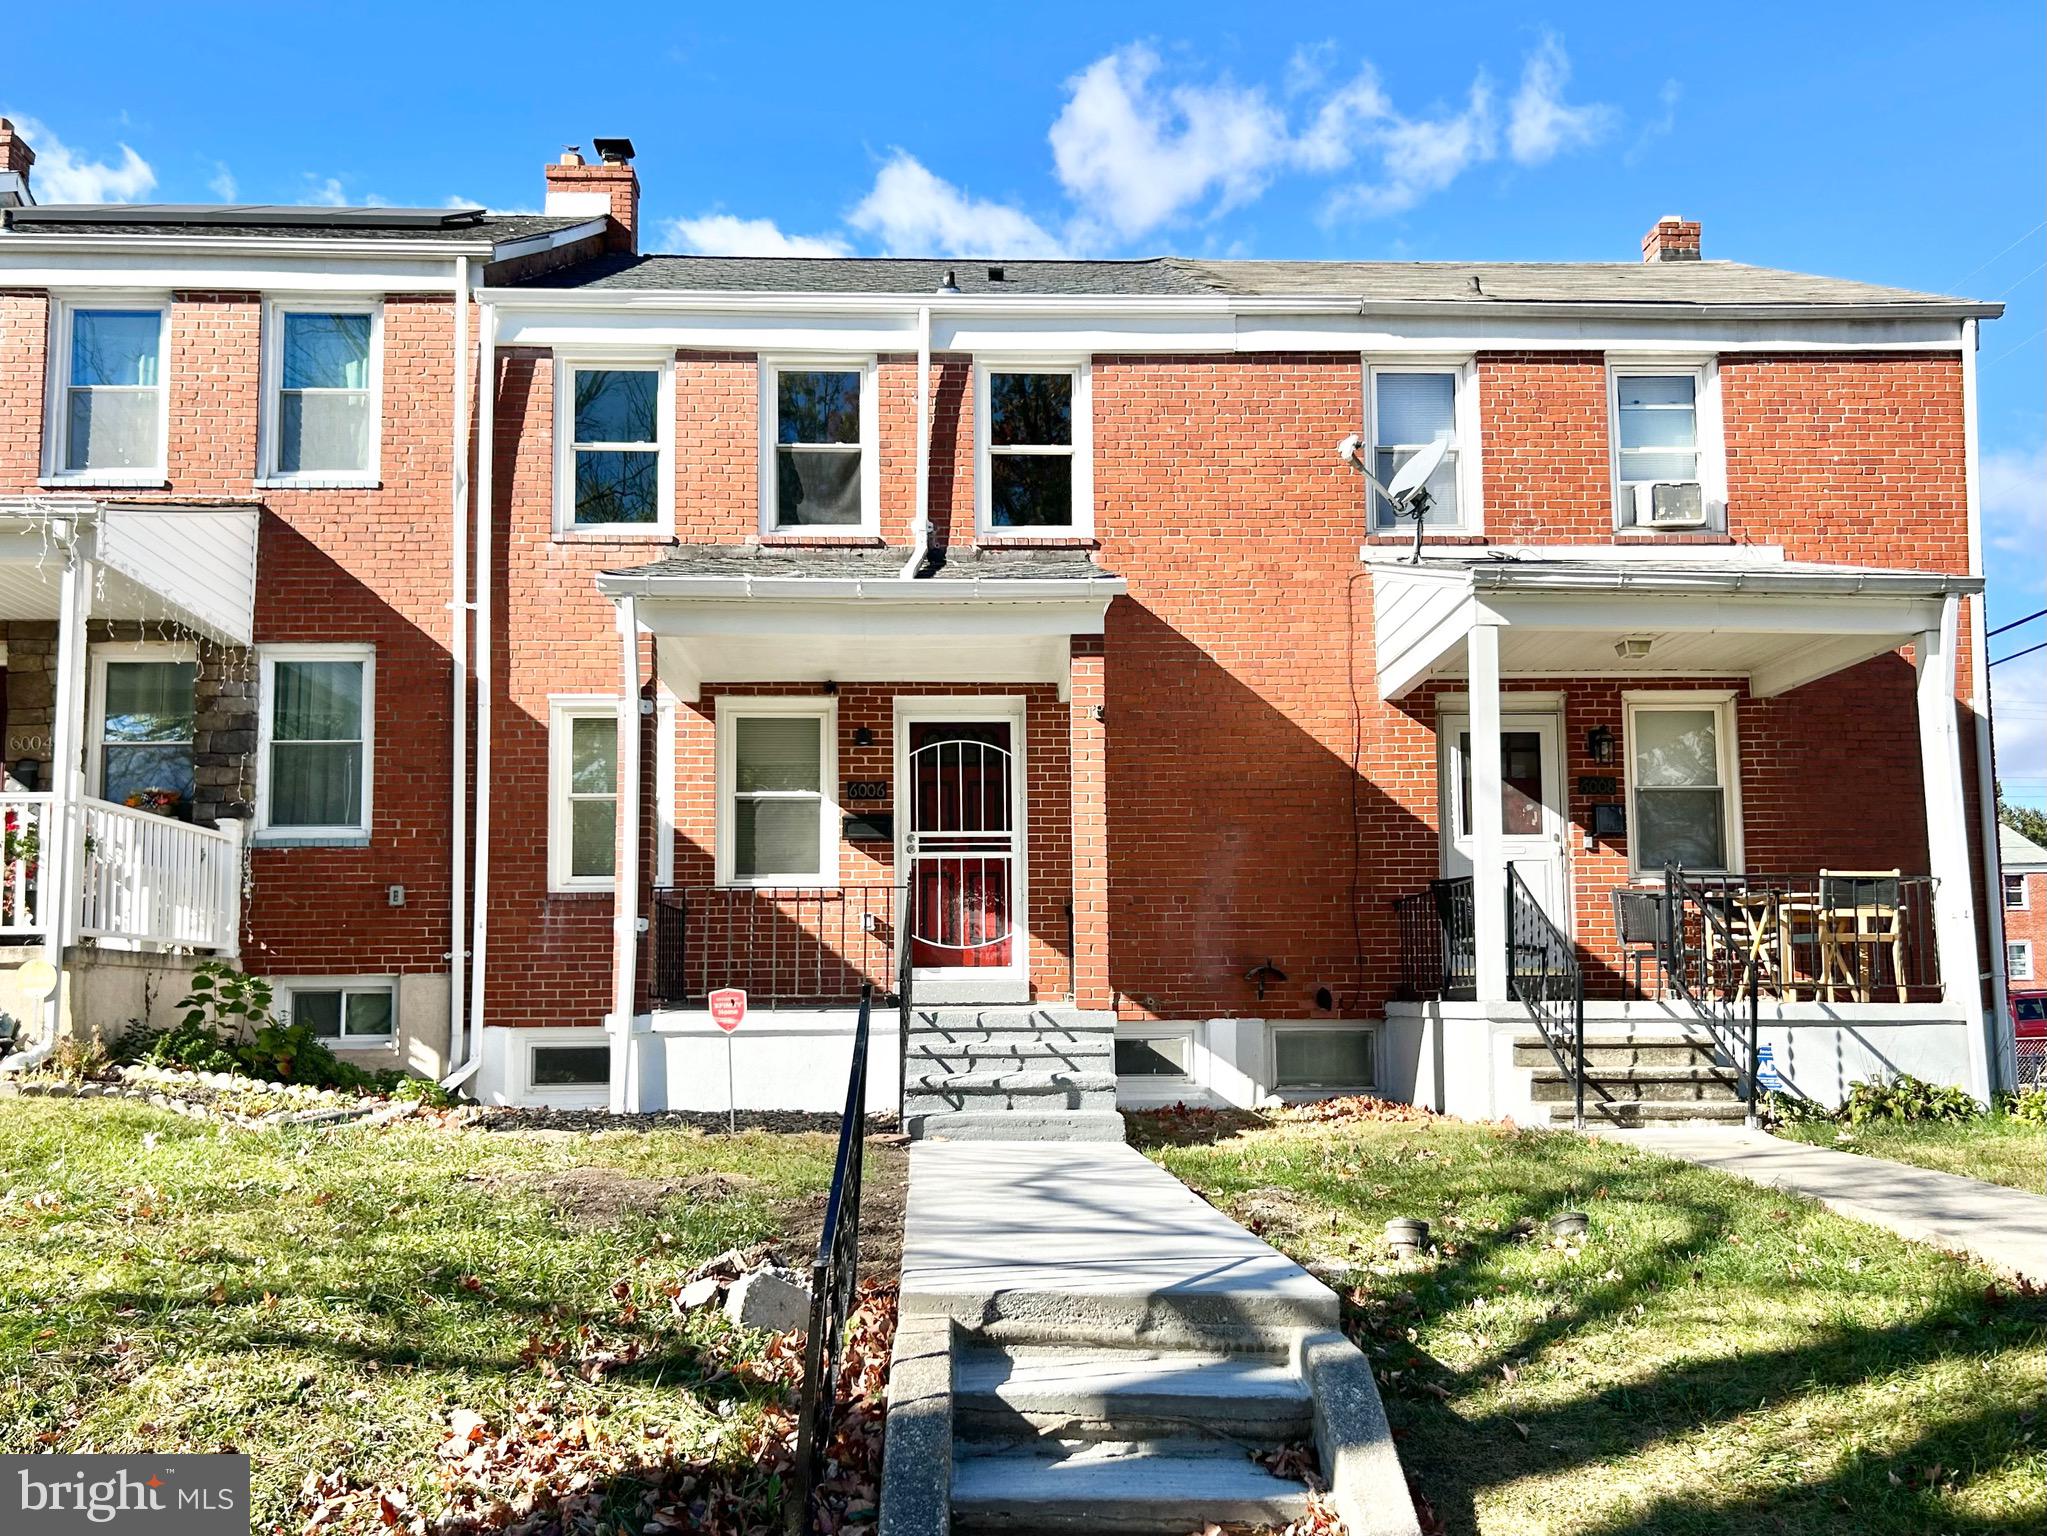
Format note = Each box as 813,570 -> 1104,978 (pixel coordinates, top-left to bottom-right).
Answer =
907,721 -> 1015,970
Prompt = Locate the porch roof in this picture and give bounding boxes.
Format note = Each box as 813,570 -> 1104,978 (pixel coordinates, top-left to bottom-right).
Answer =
597,544 -> 1125,702
1367,548 -> 1982,701
0,496 -> 259,646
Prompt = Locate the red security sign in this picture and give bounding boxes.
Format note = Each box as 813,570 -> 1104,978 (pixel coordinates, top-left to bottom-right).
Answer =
708,988 -> 748,1033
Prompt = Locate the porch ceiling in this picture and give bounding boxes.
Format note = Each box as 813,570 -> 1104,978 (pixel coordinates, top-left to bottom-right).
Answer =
1368,553 -> 1983,701
0,499 -> 259,645
605,545 -> 1126,703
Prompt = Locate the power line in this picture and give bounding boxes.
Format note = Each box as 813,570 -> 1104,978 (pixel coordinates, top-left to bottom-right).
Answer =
1992,640 -> 2047,667
1950,220 -> 2047,289
1990,259 -> 2047,301
1990,607 -> 2047,639
1984,325 -> 2045,367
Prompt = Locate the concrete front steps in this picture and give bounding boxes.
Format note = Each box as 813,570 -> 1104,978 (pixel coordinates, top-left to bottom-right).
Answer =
905,1007 -> 1124,1142
949,1342 -> 1316,1533
1513,1032 -> 1751,1126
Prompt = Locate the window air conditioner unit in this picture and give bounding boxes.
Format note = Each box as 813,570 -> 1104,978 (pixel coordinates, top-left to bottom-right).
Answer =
1633,481 -> 1705,528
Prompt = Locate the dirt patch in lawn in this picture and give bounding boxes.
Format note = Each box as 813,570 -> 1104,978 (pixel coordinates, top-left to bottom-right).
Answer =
483,1166 -> 767,1228
773,1138 -> 910,1281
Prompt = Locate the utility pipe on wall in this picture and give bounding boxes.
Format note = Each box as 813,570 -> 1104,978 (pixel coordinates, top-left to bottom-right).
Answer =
898,304 -> 933,579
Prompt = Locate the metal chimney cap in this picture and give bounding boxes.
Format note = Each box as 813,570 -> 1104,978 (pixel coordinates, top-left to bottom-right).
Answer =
592,137 -> 637,165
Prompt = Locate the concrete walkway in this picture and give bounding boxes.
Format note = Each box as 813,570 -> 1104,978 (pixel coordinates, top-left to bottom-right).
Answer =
1607,1126 -> 2047,1282
901,1139 -> 1338,1339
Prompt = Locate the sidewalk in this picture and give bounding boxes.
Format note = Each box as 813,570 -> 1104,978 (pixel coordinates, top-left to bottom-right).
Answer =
1605,1126 -> 2047,1282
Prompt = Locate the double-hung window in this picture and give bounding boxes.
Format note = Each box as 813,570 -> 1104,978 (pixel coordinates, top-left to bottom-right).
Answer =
1366,363 -> 1475,533
91,646 -> 197,819
258,647 -> 373,841
2009,941 -> 2035,983
762,362 -> 877,532
50,302 -> 167,481
716,699 -> 837,886
977,364 -> 1092,536
262,304 -> 379,483
1625,693 -> 1740,875
1609,361 -> 1724,531
281,979 -> 396,1046
550,701 -> 619,891
2004,872 -> 2028,910
556,359 -> 672,533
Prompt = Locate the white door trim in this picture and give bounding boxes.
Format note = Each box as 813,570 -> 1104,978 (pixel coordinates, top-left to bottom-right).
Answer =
1439,705 -> 1571,935
894,695 -> 1031,1004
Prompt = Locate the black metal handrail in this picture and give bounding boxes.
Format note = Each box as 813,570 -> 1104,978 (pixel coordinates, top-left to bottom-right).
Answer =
1392,876 -> 1476,1000
1664,865 -> 1761,1125
1506,864 -> 1589,1129
788,982 -> 873,1533
896,902 -> 914,1124
649,885 -> 901,1006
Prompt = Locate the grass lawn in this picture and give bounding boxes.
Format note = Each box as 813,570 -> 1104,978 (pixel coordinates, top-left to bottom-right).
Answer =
1770,1115 -> 2045,1194
0,1097 -> 903,1534
1132,1104 -> 2047,1536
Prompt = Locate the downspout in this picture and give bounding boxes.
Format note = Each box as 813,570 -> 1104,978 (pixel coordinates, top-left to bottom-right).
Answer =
443,297 -> 497,1092
1962,316 -> 2011,1090
445,255 -> 472,1086
898,303 -> 933,579
608,594 -> 644,1115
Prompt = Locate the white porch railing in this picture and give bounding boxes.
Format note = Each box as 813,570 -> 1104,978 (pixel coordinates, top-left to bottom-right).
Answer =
77,800 -> 243,953
1,792 -> 54,939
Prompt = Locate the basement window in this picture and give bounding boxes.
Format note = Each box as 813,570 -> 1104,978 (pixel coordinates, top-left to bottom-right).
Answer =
1114,1032 -> 1192,1078
531,1043 -> 611,1088
281,979 -> 396,1046
1272,1027 -> 1374,1091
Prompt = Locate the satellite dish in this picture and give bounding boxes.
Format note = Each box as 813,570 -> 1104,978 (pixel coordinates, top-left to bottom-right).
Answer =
1386,434 -> 1449,504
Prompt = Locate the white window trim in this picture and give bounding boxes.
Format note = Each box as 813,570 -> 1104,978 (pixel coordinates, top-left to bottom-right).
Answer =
1622,688 -> 1745,878
2009,940 -> 2035,983
39,293 -> 172,487
973,358 -> 1094,540
85,640 -> 198,804
255,643 -> 375,845
276,975 -> 398,1049
715,695 -> 840,888
552,352 -> 676,537
1605,356 -> 1728,532
1114,1024 -> 1196,1082
1364,356 -> 1483,535
1269,1021 -> 1379,1092
549,695 -> 621,894
757,356 -> 880,536
523,1029 -> 613,1103
254,297 -> 385,489
2003,872 -> 2030,911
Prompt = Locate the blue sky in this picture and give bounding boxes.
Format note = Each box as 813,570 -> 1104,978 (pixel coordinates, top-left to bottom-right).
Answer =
8,0 -> 2044,799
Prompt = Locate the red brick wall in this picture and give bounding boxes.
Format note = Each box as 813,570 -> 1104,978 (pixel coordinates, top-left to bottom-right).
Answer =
2008,870 -> 2046,984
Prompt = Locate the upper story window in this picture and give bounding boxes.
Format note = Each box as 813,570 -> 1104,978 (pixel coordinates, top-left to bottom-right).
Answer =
2006,871 -> 2030,910
47,302 -> 168,483
1366,362 -> 1478,534
976,363 -> 1093,538
761,361 -> 877,533
260,303 -> 380,485
554,358 -> 674,535
89,644 -> 197,820
1608,360 -> 1726,533
257,645 -> 373,843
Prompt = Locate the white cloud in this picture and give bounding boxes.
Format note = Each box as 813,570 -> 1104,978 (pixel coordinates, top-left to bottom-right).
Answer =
1,114 -> 155,202
1993,647 -> 2047,810
847,152 -> 1064,257
665,212 -> 851,258
1625,79 -> 1683,166
1325,76 -> 1499,219
1049,44 -> 1292,243
207,162 -> 237,201
1983,443 -> 2047,556
1506,32 -> 1616,165
299,174 -> 387,208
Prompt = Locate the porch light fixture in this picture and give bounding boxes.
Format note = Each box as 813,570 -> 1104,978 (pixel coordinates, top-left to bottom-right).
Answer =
1244,959 -> 1287,1000
1586,726 -> 1615,765
1614,636 -> 1654,660
852,726 -> 875,747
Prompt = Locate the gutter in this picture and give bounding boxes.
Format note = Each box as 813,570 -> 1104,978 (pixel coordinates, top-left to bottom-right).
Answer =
591,572 -> 1129,602
0,221 -> 606,263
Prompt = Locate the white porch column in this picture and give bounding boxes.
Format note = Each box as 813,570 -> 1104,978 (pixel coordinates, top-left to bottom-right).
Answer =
1916,592 -> 1991,1102
38,535 -> 92,1041
608,595 -> 646,1115
1468,622 -> 1508,1003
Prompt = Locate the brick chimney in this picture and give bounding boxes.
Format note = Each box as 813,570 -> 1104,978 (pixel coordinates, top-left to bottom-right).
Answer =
543,139 -> 638,255
1641,214 -> 1701,263
0,118 -> 35,207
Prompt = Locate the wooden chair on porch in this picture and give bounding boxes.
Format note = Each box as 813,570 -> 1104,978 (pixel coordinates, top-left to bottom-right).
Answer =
1817,869 -> 1906,1002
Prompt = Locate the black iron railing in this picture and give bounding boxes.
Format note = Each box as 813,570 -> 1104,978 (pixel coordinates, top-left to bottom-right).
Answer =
1393,876 -> 1476,1000
787,982 -> 874,1534
1664,865 -> 1762,1125
649,885 -> 902,1006
1506,864 -> 1589,1129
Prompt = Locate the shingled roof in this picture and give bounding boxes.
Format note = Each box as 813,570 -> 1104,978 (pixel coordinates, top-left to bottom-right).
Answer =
0,204 -> 596,245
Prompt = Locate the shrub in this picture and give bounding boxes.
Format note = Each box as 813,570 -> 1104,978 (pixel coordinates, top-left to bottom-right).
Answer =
47,1035 -> 112,1083
387,1075 -> 456,1108
1998,1085 -> 2047,1125
1764,1090 -> 1833,1126
112,961 -> 396,1096
1842,1073 -> 1979,1126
